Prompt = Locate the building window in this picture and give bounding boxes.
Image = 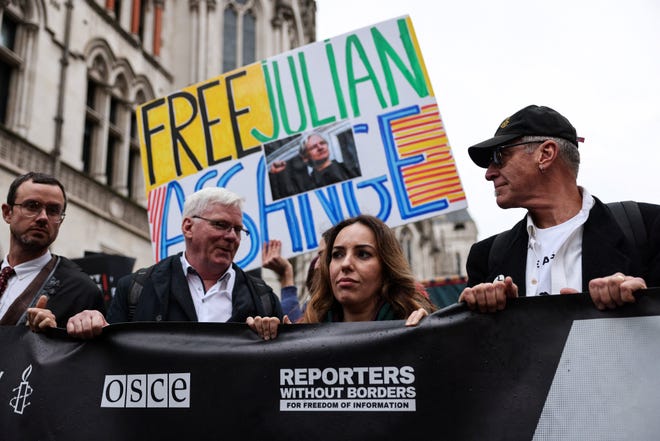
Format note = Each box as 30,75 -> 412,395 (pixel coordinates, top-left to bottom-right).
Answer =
128,113 -> 141,198
242,9 -> 255,65
106,95 -> 123,187
128,90 -> 147,202
222,0 -> 256,72
0,3 -> 39,132
105,0 -> 123,19
84,39 -> 153,201
0,13 -> 17,48
0,62 -> 11,124
0,10 -> 20,125
138,0 -> 148,42
113,0 -> 122,19
222,7 -> 237,72
83,59 -> 132,191
83,79 -> 102,175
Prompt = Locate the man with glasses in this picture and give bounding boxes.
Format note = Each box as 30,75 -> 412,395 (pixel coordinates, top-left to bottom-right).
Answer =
38,186 -> 283,338
0,172 -> 104,328
458,105 -> 660,312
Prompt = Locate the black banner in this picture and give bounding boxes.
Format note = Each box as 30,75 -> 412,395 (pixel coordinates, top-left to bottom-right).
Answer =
2,289 -> 660,440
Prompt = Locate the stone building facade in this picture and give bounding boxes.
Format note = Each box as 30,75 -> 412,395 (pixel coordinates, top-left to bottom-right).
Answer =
0,0 -> 316,269
0,0 -> 475,297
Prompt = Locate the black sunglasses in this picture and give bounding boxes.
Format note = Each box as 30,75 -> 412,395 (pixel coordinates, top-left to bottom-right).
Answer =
490,141 -> 545,167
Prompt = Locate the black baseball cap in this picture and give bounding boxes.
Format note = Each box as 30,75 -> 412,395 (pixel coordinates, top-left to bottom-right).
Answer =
468,105 -> 580,168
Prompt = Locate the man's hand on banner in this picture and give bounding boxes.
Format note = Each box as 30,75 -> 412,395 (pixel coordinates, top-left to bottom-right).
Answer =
66,310 -> 108,339
458,276 -> 518,313
583,272 -> 647,310
27,295 -> 57,332
247,315 -> 292,340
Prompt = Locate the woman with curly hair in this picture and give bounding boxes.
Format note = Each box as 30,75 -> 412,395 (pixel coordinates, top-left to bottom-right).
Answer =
248,215 -> 435,339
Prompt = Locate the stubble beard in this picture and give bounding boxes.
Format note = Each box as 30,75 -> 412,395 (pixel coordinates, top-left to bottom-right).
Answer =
13,229 -> 53,254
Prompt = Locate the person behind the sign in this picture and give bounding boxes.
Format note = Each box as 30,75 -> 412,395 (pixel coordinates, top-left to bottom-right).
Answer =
30,187 -> 283,338
0,172 -> 104,330
458,104 -> 660,313
262,230 -> 331,323
262,239 -> 303,322
247,214 -> 436,339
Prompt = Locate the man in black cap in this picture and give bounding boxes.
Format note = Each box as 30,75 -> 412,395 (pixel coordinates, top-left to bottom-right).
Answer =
458,105 -> 660,312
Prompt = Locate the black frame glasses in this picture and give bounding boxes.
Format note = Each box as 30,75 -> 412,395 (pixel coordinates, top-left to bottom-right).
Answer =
13,200 -> 66,223
490,140 -> 545,167
192,215 -> 249,237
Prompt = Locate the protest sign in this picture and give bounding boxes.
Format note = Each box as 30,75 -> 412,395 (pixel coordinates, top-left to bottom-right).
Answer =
137,16 -> 466,268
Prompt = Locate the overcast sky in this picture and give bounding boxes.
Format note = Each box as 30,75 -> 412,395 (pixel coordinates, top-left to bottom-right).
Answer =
316,0 -> 660,240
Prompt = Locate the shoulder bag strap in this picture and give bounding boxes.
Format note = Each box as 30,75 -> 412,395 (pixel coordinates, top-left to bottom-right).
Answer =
1,256 -> 60,326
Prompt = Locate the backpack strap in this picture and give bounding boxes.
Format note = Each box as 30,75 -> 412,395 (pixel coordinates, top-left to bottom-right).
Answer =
606,201 -> 647,273
260,291 -> 272,317
127,266 -> 154,322
607,201 -> 647,247
607,201 -> 634,248
244,273 -> 274,317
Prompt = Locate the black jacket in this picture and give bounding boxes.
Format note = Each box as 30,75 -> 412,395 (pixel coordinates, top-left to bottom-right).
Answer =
9,256 -> 105,327
466,198 -> 660,295
107,254 -> 282,323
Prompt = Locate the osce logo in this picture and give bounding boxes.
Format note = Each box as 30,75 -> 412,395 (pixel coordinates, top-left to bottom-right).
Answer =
100,373 -> 190,408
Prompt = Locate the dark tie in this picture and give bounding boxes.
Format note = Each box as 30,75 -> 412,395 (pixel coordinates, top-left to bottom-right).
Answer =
0,266 -> 16,298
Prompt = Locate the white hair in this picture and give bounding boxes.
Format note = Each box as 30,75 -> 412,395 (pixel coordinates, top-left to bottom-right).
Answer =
299,131 -> 328,157
182,187 -> 244,218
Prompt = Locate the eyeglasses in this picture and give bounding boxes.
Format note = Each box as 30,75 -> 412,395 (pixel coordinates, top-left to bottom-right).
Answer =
192,215 -> 249,237
13,200 -> 65,223
490,141 -> 545,167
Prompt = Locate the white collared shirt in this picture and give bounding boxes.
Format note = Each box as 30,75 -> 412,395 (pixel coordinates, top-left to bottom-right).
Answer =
525,188 -> 595,296
0,251 -> 53,320
180,254 -> 235,322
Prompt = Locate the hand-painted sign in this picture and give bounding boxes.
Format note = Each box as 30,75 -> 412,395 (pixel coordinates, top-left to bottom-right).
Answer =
138,16 -> 466,268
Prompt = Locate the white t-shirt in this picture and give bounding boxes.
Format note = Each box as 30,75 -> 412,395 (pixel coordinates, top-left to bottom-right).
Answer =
525,188 -> 595,296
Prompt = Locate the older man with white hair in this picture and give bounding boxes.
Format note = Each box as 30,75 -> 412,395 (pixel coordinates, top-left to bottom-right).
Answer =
29,187 -> 282,338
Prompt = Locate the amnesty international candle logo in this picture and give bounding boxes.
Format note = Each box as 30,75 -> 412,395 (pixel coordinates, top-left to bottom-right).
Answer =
9,364 -> 33,415
279,366 -> 416,412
